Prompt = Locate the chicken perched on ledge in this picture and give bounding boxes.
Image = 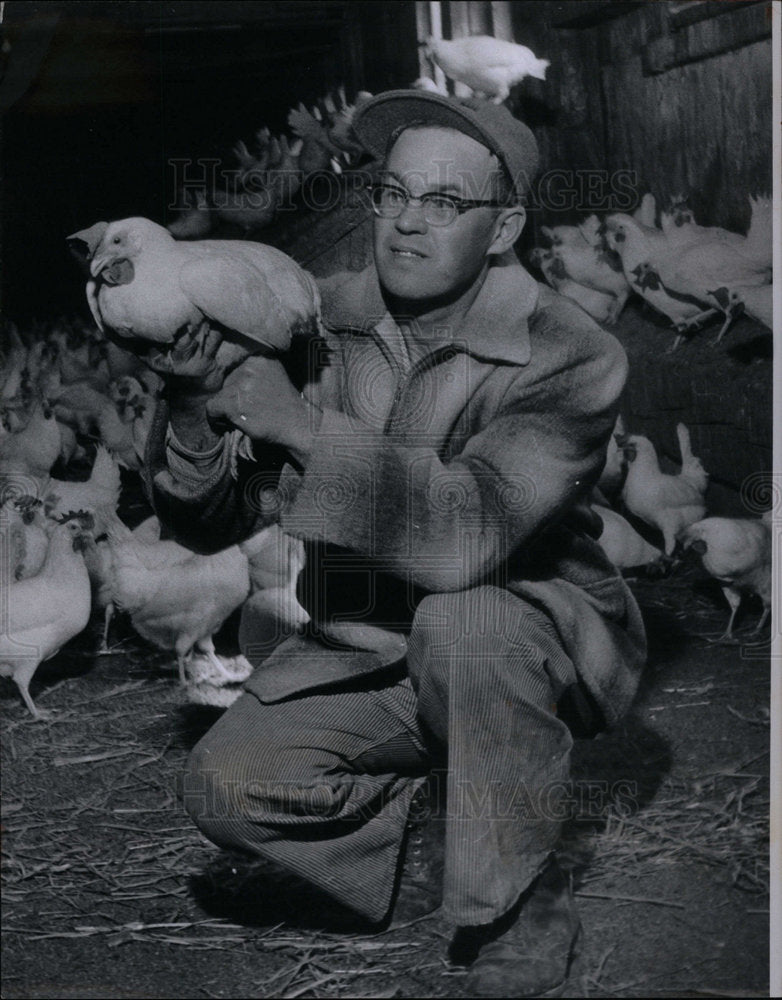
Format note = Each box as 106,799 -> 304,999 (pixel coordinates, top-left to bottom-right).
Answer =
424,35 -> 549,103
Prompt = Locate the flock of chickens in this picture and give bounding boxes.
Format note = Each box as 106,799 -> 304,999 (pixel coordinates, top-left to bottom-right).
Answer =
0,309 -> 771,720
593,416 -> 771,643
167,87 -> 374,240
0,34 -> 773,720
0,318 -> 306,718
530,191 -> 773,349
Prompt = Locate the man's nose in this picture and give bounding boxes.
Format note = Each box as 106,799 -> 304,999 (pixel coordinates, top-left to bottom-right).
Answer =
394,200 -> 429,234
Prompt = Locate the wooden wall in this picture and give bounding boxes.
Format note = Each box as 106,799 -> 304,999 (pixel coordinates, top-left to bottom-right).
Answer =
597,1 -> 772,233
506,0 -> 772,233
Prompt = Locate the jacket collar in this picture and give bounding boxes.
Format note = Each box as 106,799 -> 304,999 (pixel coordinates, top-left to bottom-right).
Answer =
319,250 -> 538,366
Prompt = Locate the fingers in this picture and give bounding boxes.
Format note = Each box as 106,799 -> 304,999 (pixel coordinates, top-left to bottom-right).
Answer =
204,386 -> 240,428
198,322 -> 223,361
204,355 -> 289,434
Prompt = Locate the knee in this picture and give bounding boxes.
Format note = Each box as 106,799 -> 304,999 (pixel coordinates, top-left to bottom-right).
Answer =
181,725 -> 258,838
180,700 -> 351,840
410,586 -> 544,664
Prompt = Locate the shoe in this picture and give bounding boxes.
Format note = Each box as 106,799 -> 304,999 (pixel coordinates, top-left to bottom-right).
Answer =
387,780 -> 444,925
459,855 -> 582,998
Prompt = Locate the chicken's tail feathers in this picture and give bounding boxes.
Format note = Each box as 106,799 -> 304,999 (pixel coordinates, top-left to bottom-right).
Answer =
89,444 -> 122,497
676,422 -> 694,461
100,504 -> 133,544
676,423 -> 709,488
744,194 -> 773,269
532,57 -> 550,80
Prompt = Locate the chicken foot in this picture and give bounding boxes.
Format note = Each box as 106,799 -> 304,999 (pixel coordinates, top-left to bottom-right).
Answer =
667,308 -> 720,352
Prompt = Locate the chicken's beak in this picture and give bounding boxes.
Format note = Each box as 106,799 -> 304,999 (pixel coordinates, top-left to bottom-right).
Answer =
89,251 -> 112,278
72,532 -> 90,554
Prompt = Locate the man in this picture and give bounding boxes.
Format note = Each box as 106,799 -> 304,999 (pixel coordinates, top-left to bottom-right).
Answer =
145,91 -> 646,997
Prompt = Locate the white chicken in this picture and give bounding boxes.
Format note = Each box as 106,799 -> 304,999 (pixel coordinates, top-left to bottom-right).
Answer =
43,445 -> 122,533
0,514 -> 92,718
594,502 -> 664,571
679,515 -> 772,640
110,375 -> 158,466
529,247 -> 615,325
0,496 -> 49,581
596,414 -> 626,500
412,76 -> 448,95
103,511 -> 252,686
548,242 -> 630,324
606,196 -> 771,346
634,192 -> 657,229
1,324 -> 28,402
425,35 -> 549,103
540,214 -> 601,249
51,379 -> 140,469
604,213 -> 719,348
706,283 -> 773,335
1,399 -> 63,486
620,423 -> 708,556
67,217 -> 321,361
238,524 -> 310,663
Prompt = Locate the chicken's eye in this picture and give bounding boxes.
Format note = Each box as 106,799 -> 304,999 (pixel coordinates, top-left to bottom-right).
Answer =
113,236 -> 121,244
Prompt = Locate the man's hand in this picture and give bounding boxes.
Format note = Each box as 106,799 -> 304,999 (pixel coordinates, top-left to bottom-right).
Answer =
145,320 -> 230,394
206,356 -> 322,467
150,320 -> 258,453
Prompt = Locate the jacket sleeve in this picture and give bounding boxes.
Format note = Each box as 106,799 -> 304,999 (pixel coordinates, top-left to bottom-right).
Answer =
141,398 -> 286,554
279,334 -> 628,592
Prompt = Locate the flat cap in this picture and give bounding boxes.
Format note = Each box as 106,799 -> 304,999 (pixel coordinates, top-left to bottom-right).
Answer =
352,89 -> 539,200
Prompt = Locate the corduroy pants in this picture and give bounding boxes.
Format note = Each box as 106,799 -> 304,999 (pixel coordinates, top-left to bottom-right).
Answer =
182,586 -> 582,926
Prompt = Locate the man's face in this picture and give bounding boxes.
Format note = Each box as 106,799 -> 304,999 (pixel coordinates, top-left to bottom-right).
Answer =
373,127 -> 508,305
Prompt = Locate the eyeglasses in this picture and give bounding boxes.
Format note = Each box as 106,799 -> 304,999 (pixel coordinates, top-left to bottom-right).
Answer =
368,183 -> 507,227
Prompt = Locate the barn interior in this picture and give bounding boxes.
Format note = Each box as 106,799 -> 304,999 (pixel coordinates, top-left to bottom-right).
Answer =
0,2 -> 775,997
2,0 -> 773,489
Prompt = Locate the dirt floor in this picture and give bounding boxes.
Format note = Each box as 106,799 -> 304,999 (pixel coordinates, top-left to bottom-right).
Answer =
1,559 -> 771,999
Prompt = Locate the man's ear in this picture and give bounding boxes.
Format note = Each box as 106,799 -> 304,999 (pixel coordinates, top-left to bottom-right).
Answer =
487,206 -> 526,256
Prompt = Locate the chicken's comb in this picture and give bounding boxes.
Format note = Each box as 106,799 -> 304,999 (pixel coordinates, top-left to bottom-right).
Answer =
56,509 -> 96,530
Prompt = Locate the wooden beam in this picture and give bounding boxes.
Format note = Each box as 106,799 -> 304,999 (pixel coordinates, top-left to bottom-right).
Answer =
642,1 -> 771,75
553,1 -> 644,29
